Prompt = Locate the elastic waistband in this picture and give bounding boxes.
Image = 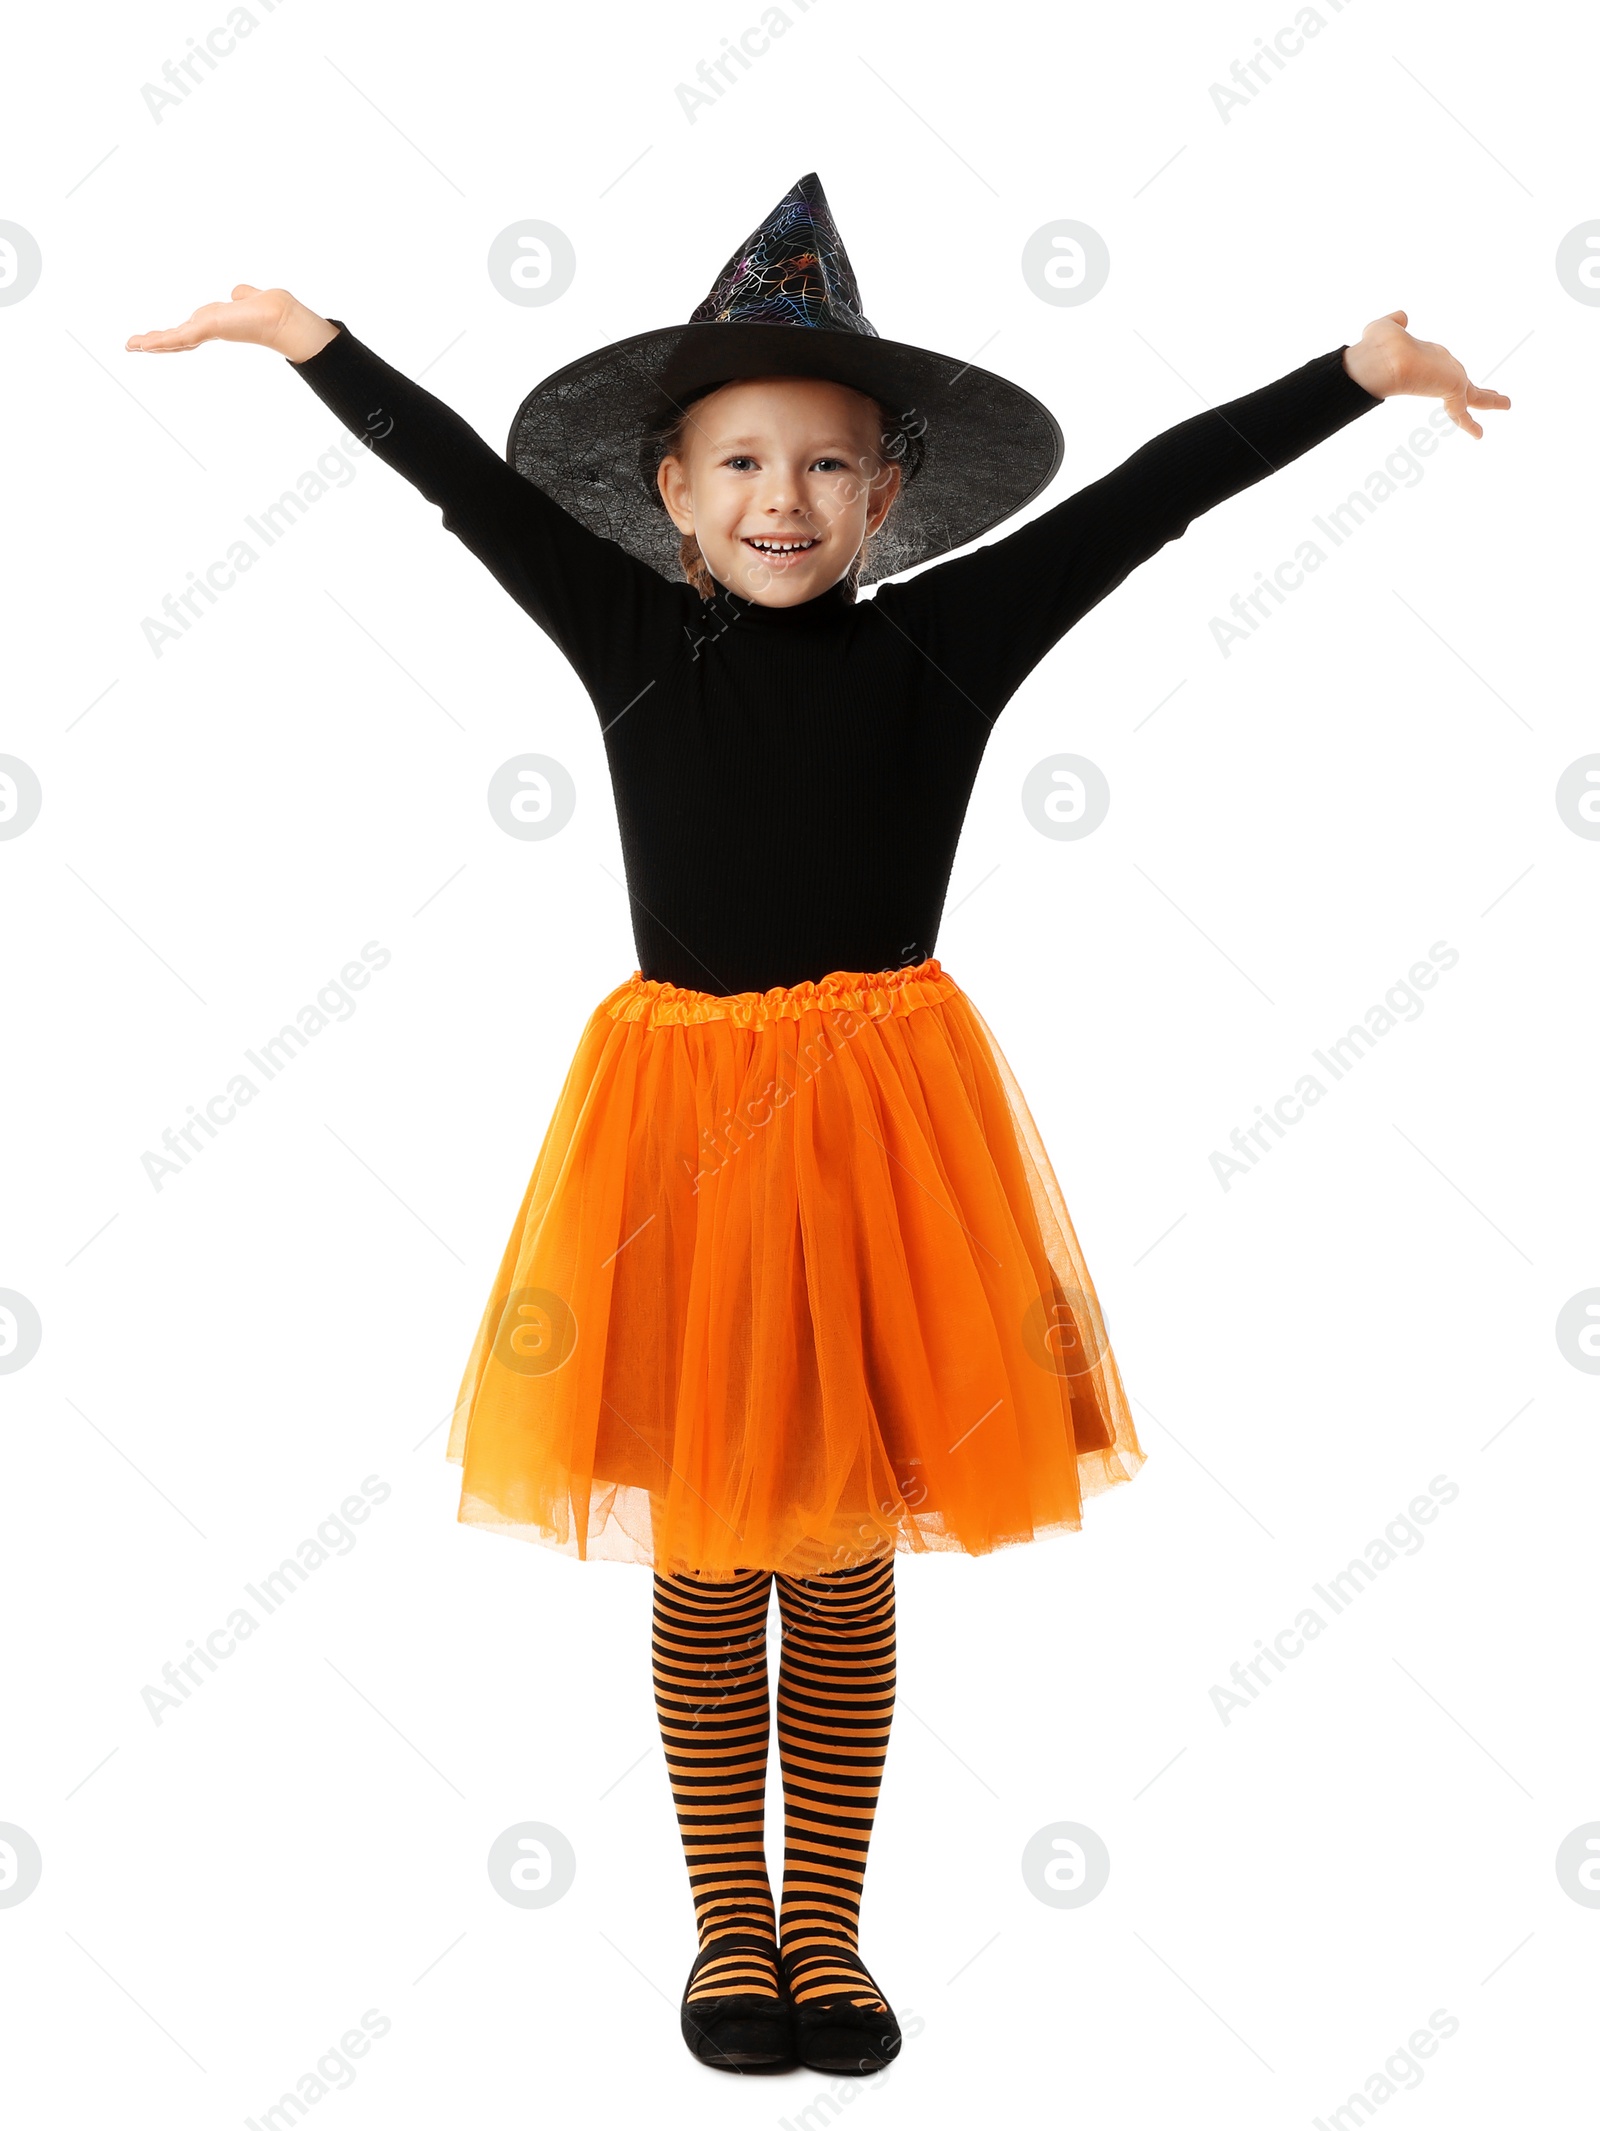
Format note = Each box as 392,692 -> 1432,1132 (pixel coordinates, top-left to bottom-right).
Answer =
602,955 -> 957,1029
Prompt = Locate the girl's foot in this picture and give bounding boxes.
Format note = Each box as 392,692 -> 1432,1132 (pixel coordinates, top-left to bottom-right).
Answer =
779,1942 -> 902,2075
679,1932 -> 796,2071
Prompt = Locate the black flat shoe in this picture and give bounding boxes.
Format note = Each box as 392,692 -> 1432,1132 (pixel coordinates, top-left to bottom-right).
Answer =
779,1945 -> 902,2075
679,1932 -> 796,2071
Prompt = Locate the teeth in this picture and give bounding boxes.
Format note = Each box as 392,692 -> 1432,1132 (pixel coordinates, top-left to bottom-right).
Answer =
746,538 -> 817,552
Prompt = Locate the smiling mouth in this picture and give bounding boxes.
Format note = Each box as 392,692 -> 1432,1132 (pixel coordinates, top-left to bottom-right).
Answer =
742,536 -> 820,561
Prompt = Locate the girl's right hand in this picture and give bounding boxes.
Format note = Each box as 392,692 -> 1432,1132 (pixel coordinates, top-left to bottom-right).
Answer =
125,285 -> 337,364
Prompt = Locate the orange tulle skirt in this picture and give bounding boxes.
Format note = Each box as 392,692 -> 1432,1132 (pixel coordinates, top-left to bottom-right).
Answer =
448,957 -> 1143,1578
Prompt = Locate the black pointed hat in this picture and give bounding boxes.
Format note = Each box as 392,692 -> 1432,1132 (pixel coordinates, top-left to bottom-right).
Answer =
506,172 -> 1063,587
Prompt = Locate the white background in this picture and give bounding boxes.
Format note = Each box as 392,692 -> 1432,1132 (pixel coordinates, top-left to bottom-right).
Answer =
3,0 -> 1596,2123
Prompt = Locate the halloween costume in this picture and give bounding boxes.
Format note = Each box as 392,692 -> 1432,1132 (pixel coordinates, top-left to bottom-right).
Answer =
286,169 -> 1389,2075
503,170 -> 1063,584
290,176 -> 1382,1583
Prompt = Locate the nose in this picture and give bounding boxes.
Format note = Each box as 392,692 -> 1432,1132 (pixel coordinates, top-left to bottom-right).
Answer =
757,475 -> 816,522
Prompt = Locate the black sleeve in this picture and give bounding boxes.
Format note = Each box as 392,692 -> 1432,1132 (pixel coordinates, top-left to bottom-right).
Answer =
871,346 -> 1385,721
287,321 -> 686,711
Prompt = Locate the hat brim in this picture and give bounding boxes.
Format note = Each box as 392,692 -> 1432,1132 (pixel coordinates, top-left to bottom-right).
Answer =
505,321 -> 1064,587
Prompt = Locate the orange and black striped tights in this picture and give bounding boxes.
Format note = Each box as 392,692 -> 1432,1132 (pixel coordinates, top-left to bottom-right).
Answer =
651,1555 -> 895,2010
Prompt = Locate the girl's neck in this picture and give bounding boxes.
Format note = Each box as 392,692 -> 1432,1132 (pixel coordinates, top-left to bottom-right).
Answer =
705,575 -> 857,624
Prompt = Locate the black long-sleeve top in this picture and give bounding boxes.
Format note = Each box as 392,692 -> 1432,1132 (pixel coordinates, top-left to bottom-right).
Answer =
290,324 -> 1382,994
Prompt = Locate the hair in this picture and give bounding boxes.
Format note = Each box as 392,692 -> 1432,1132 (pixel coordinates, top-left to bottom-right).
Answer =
647,379 -> 925,604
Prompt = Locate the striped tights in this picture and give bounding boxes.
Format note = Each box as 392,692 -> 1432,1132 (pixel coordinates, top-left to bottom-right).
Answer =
651,1556 -> 896,2008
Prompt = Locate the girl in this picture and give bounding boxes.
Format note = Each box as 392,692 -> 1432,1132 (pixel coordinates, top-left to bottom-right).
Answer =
127,173 -> 1508,2079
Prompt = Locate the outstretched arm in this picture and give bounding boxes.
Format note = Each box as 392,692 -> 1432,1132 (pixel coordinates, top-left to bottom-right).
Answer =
126,287 -> 685,704
874,311 -> 1511,722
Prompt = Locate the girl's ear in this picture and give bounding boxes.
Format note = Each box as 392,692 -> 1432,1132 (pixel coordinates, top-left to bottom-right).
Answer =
657,454 -> 695,535
863,459 -> 902,538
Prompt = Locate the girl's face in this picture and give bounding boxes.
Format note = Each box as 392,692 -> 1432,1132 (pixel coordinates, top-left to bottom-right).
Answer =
656,375 -> 902,606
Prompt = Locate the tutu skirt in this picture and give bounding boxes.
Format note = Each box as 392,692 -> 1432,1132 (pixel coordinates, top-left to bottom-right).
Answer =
448,957 -> 1143,1578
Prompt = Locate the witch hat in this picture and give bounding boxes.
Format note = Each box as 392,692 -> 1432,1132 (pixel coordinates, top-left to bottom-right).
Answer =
506,172 -> 1063,587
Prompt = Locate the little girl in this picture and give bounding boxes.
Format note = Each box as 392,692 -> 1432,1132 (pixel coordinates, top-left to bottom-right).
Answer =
128,172 -> 1508,2080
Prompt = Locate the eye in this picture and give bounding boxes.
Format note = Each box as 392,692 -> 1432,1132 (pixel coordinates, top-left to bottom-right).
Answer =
723,454 -> 758,471
811,456 -> 847,472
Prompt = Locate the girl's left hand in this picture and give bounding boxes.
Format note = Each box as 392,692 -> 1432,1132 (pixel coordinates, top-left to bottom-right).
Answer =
1342,311 -> 1512,437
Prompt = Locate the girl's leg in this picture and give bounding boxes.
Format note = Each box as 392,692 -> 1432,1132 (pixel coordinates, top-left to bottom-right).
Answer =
773,1555 -> 898,2011
650,1565 -> 781,2001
